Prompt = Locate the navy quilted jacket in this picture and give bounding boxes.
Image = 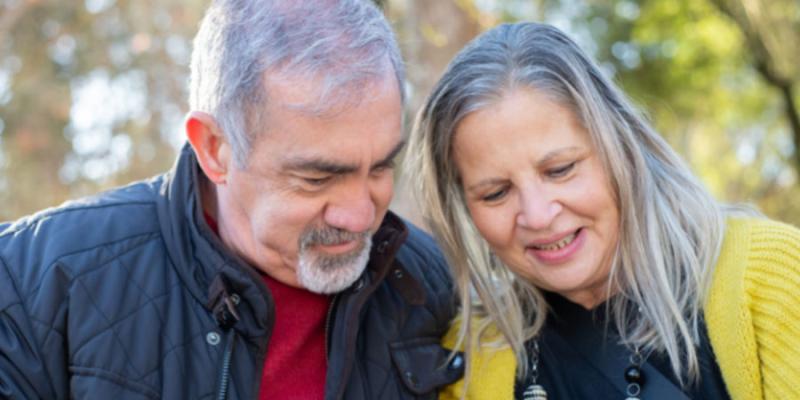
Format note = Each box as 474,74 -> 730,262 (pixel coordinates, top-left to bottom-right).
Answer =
0,145 -> 462,399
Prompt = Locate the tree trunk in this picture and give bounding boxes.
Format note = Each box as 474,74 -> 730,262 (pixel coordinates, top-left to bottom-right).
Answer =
779,84 -> 800,172
709,0 -> 800,178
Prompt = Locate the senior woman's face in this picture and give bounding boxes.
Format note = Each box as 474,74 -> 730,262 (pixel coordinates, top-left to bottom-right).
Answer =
453,89 -> 620,309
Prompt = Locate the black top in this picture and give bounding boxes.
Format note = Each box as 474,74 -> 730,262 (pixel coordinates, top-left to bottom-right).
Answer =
514,292 -> 731,400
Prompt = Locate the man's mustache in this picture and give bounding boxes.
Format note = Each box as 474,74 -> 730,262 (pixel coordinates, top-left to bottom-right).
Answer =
300,226 -> 370,248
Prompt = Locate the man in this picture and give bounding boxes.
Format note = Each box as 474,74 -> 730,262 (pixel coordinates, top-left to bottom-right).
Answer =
0,0 -> 463,398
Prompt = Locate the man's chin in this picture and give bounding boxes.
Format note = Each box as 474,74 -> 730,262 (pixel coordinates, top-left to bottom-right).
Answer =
296,238 -> 372,294
296,261 -> 368,294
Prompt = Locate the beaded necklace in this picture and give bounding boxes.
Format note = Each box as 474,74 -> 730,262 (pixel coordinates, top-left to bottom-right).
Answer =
521,340 -> 547,400
520,339 -> 647,400
624,347 -> 645,399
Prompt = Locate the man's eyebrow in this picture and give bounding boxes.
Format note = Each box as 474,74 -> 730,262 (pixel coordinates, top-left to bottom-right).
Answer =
282,141 -> 406,175
284,158 -> 358,175
372,140 -> 406,170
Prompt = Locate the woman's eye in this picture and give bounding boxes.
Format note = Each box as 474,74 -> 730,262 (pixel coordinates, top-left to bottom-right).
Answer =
547,162 -> 576,178
481,188 -> 508,202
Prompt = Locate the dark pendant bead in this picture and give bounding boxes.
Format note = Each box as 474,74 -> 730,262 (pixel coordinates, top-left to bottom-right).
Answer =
624,366 -> 645,385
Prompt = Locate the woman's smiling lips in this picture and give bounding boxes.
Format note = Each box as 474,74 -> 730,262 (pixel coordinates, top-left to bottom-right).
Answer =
524,228 -> 585,264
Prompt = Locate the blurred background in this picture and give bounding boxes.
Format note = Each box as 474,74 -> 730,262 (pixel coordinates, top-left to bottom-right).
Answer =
1,0 -> 798,226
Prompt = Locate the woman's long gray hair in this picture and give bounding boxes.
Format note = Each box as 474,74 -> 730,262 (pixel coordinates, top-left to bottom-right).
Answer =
407,22 -> 727,384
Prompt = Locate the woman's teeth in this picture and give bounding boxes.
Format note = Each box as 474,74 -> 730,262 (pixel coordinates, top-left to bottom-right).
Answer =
532,231 -> 577,251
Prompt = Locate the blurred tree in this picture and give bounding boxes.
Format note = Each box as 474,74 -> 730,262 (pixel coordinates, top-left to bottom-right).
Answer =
2,0 -> 797,227
385,0 -> 483,226
0,0 -> 204,220
708,0 -> 800,172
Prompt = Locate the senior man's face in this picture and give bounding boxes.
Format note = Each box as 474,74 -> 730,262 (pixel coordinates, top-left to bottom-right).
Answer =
217,73 -> 403,294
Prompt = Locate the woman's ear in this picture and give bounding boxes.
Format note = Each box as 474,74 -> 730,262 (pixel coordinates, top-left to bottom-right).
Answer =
185,111 -> 232,184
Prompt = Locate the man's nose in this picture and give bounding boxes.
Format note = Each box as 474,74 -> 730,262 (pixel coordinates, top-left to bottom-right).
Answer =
323,182 -> 376,234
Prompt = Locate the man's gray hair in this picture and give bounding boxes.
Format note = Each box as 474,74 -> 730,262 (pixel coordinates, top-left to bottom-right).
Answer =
189,0 -> 405,165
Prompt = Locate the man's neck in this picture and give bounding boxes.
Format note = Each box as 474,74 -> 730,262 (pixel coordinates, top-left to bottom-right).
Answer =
199,173 -> 220,224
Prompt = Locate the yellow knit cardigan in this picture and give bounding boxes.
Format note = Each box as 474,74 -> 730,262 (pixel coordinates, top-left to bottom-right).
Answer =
441,218 -> 800,400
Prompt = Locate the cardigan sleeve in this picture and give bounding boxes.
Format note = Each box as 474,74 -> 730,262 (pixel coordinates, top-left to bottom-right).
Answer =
706,218 -> 800,400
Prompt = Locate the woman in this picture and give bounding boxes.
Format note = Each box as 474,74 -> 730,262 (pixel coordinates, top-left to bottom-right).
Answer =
407,22 -> 800,400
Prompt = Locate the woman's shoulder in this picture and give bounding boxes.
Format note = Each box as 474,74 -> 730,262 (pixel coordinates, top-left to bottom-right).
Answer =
711,216 -> 800,315
718,217 -> 800,273
442,317 -> 516,369
724,216 -> 800,250
441,318 -> 517,400
707,217 -> 800,400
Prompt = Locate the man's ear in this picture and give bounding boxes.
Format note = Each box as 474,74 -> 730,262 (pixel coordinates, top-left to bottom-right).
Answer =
185,111 -> 232,184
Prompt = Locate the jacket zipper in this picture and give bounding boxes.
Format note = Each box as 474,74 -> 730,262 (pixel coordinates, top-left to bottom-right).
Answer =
216,329 -> 237,400
324,293 -> 340,363
208,276 -> 241,400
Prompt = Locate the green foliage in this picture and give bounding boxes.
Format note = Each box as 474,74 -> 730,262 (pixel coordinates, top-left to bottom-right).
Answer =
617,0 -> 798,225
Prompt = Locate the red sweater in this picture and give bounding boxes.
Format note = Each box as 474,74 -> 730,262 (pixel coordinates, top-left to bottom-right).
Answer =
259,274 -> 330,399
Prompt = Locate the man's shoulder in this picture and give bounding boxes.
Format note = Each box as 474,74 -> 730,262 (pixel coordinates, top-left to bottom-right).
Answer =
398,220 -> 440,252
394,219 -> 452,294
0,176 -> 167,281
